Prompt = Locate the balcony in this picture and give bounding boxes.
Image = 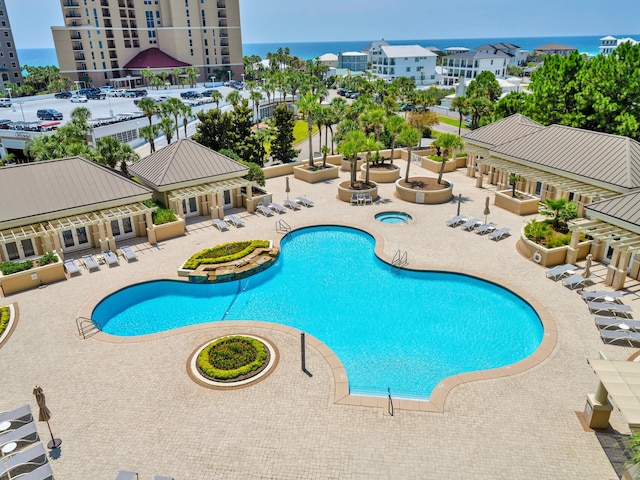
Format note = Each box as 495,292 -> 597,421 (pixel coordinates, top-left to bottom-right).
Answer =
78,64 -> 87,71
217,2 -> 226,7
119,9 -> 126,17
111,61 -> 119,69
62,1 -> 80,7
130,22 -> 137,28
221,56 -> 230,65
133,40 -> 139,48
123,31 -> 130,38
65,12 -> 81,18
220,40 -> 229,47
218,12 -> 227,18
102,9 -> 111,17
219,30 -> 228,37
72,43 -> 83,50
109,51 -> 117,58
221,48 -> 229,56
218,20 -> 227,27
128,12 -> 135,18
131,31 -> 138,38
124,40 -> 131,48
121,21 -> 128,28
118,0 -> 125,6
104,20 -> 112,27
106,31 -> 114,38
74,54 -> 85,61
101,0 -> 109,5
107,40 -> 116,48
70,32 -> 81,40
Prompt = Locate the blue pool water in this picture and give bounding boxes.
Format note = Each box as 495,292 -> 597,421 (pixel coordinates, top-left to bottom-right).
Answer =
93,226 -> 543,400
375,211 -> 413,224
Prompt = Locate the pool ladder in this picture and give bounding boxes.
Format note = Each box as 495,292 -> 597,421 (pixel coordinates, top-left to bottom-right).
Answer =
391,250 -> 408,271
276,218 -> 291,233
76,316 -> 101,339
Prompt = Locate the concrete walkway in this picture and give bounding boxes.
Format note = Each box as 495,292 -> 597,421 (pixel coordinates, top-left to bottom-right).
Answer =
0,159 -> 631,479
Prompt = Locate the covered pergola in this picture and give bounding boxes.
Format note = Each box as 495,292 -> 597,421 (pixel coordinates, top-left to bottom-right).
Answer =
167,178 -> 257,219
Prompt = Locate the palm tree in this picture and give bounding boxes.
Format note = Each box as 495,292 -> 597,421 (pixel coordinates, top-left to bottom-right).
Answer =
296,91 -> 320,167
338,130 -> 366,188
397,127 -> 421,183
209,90 -> 223,109
509,174 -> 521,197
179,103 -> 194,138
321,145 -> 330,169
541,198 -> 578,232
161,97 -> 184,139
139,124 -> 160,153
159,116 -> 176,145
184,66 -> 199,88
362,134 -> 383,185
94,136 -> 123,169
70,106 -> 92,143
361,107 -> 386,143
451,96 -> 467,135
385,115 -> 405,165
433,133 -> 464,184
226,90 -> 241,109
171,67 -> 183,86
137,98 -> 159,152
249,89 -> 264,126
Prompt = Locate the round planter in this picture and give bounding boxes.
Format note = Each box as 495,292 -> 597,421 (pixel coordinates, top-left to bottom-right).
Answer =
293,164 -> 339,184
360,164 -> 401,183
340,157 -> 362,172
337,181 -> 379,203
395,177 -> 453,204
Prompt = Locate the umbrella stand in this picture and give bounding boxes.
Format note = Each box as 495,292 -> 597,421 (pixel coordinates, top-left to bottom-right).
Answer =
45,420 -> 61,449
33,385 -> 61,449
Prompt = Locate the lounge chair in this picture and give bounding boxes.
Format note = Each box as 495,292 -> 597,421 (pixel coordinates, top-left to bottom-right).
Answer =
103,250 -> 119,267
594,317 -> 640,331
82,254 -> 100,272
0,405 -> 32,427
562,273 -> 596,289
350,193 -> 359,205
1,443 -> 48,478
474,222 -> 497,235
582,290 -> 624,303
268,202 -> 286,214
461,218 -> 482,231
225,214 -> 245,227
153,476 -> 174,480
212,218 -> 230,231
120,245 -> 138,263
600,329 -> 640,347
11,462 -> 54,480
0,422 -> 39,448
115,470 -> 139,480
489,227 -> 511,241
363,192 -> 373,204
545,264 -> 579,280
446,214 -> 467,227
588,301 -> 633,318
63,259 -> 81,276
283,199 -> 300,210
295,196 -> 314,208
256,204 -> 273,217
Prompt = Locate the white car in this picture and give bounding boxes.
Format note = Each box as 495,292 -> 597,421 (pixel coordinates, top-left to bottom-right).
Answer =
108,89 -> 127,97
70,95 -> 88,103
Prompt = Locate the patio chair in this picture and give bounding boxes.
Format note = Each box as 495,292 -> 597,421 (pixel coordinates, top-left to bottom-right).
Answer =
545,264 -> 579,280
1,443 -> 48,478
474,222 -> 498,235
581,290 -> 624,303
225,214 -> 245,227
63,259 -> 81,276
11,462 -> 54,480
153,476 -> 174,480
446,214 -> 467,227
103,250 -> 120,267
115,470 -> 139,480
363,192 -> 373,205
256,203 -> 273,217
587,301 -> 633,318
120,246 -> 138,263
82,254 -> 100,272
0,404 -> 33,429
212,218 -> 230,231
600,329 -> 640,347
0,422 -> 39,449
268,202 -> 286,214
488,227 -> 511,241
562,273 -> 596,290
594,317 -> 640,331
295,196 -> 314,207
283,199 -> 301,210
461,218 -> 482,231
350,193 -> 359,205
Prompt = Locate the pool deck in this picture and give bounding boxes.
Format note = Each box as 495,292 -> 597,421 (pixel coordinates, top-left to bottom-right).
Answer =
1,160 -> 636,479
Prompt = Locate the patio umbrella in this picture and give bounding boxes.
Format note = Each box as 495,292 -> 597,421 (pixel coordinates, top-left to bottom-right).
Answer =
484,196 -> 491,224
285,176 -> 291,200
583,253 -> 593,278
33,386 -> 61,449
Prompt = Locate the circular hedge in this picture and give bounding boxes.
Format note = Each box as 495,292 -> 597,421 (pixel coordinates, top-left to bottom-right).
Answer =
183,240 -> 269,270
197,336 -> 268,380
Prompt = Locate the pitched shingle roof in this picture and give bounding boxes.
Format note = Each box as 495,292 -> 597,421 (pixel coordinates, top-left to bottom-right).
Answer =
586,192 -> 640,227
129,138 -> 249,188
462,114 -> 545,149
123,48 -> 191,70
0,157 -> 152,224
491,125 -> 640,189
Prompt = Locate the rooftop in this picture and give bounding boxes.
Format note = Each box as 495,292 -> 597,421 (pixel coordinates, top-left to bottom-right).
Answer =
123,48 -> 191,70
379,45 -> 438,58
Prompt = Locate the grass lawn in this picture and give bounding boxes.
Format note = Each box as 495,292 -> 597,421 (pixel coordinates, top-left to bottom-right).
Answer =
437,116 -> 464,128
293,120 -> 318,144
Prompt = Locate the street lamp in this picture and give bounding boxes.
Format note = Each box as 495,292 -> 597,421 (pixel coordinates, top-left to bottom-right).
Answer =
17,101 -> 25,122
227,70 -> 232,83
6,87 -> 14,112
107,94 -> 113,118
241,73 -> 245,89
127,75 -> 132,89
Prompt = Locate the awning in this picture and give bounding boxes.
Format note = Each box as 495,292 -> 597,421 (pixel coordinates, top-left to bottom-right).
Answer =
477,157 -> 618,201
168,178 -> 255,202
0,202 -> 156,245
588,358 -> 640,429
570,219 -> 640,254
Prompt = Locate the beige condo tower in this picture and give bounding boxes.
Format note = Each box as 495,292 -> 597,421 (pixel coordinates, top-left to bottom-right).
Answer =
52,0 -> 243,88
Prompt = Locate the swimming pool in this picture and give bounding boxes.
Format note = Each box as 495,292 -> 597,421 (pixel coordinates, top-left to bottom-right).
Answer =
93,226 -> 543,400
374,211 -> 413,224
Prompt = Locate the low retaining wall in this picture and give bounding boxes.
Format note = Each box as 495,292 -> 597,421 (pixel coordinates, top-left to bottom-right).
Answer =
495,190 -> 540,216
293,164 -> 339,183
0,256 -> 66,296
395,179 -> 453,204
518,225 -> 592,267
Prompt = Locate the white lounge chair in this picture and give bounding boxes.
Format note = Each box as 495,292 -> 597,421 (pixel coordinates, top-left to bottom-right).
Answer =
595,317 -> 640,331
446,214 -> 467,227
63,259 -> 81,276
588,301 -> 633,318
363,192 -> 373,204
600,329 -> 640,346
82,254 -> 100,272
582,290 -> 624,303
461,218 -> 482,231
474,222 -> 497,235
295,196 -> 314,207
283,199 -> 300,210
225,214 -> 245,227
0,422 -> 39,448
350,193 -> 359,205
268,202 -> 286,214
115,470 -> 139,480
120,246 -> 138,262
489,227 -> 511,241
562,273 -> 596,289
213,218 -> 230,231
153,476 -> 174,480
1,443 -> 48,478
256,204 -> 273,216
545,264 -> 579,280
103,250 -> 119,267
0,404 -> 32,427
11,462 -> 54,480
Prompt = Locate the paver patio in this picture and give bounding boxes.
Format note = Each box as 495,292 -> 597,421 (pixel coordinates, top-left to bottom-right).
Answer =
0,159 -> 633,479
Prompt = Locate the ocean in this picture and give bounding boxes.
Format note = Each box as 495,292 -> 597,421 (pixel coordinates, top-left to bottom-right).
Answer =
16,34 -> 639,67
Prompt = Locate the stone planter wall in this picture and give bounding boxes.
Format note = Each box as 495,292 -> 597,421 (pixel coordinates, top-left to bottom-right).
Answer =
420,157 -> 457,174
151,218 -> 186,243
495,190 -> 541,216
518,225 -> 592,267
293,164 -> 339,184
359,164 -> 401,183
340,157 -> 362,172
337,182 -> 379,203
0,255 -> 66,296
243,191 -> 273,213
395,179 -> 453,204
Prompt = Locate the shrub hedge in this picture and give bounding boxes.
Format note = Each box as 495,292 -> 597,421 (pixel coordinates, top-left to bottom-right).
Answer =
0,306 -> 9,336
197,336 -> 268,380
0,260 -> 33,275
39,252 -> 58,266
183,240 -> 269,270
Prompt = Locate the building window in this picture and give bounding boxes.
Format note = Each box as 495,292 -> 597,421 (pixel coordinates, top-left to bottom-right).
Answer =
3,32 -> 6,37
406,67 -> 411,72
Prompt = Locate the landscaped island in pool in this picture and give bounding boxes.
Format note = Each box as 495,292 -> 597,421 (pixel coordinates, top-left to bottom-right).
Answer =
92,226 -> 543,400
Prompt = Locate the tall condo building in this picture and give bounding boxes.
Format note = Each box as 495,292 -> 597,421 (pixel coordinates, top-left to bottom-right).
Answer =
0,0 -> 24,90
52,0 -> 243,87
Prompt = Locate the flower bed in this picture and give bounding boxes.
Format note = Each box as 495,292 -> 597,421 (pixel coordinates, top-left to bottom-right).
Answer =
0,306 -> 9,337
183,240 -> 270,270
197,336 -> 268,381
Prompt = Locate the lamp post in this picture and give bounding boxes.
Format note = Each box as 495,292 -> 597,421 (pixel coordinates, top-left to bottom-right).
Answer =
6,87 -> 14,112
107,94 -> 113,118
127,75 -> 132,89
241,73 -> 245,89
17,101 -> 25,122
227,70 -> 232,83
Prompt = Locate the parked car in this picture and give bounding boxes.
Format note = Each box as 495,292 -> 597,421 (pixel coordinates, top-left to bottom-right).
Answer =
108,89 -> 127,97
124,89 -> 147,98
100,86 -> 113,93
0,98 -> 12,107
37,109 -> 63,121
85,91 -> 106,100
70,95 -> 88,103
54,91 -> 72,99
180,91 -> 202,99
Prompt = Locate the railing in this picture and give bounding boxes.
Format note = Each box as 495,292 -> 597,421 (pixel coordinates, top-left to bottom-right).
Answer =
391,250 -> 407,271
276,219 -> 291,234
411,152 -> 422,165
76,317 -> 101,339
388,387 -> 394,416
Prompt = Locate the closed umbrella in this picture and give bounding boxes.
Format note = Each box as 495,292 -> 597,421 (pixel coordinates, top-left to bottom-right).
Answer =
285,176 -> 291,200
484,196 -> 491,224
583,253 -> 593,278
33,386 -> 61,449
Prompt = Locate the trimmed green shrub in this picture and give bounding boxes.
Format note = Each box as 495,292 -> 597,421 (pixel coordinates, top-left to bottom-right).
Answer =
427,155 -> 443,162
153,207 -> 178,225
524,220 -> 581,248
183,240 -> 269,270
38,251 -> 58,266
197,336 -> 268,380
0,306 -> 9,336
0,260 -> 33,275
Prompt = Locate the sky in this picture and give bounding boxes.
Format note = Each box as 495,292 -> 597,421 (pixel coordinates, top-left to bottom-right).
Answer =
4,0 -> 640,49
